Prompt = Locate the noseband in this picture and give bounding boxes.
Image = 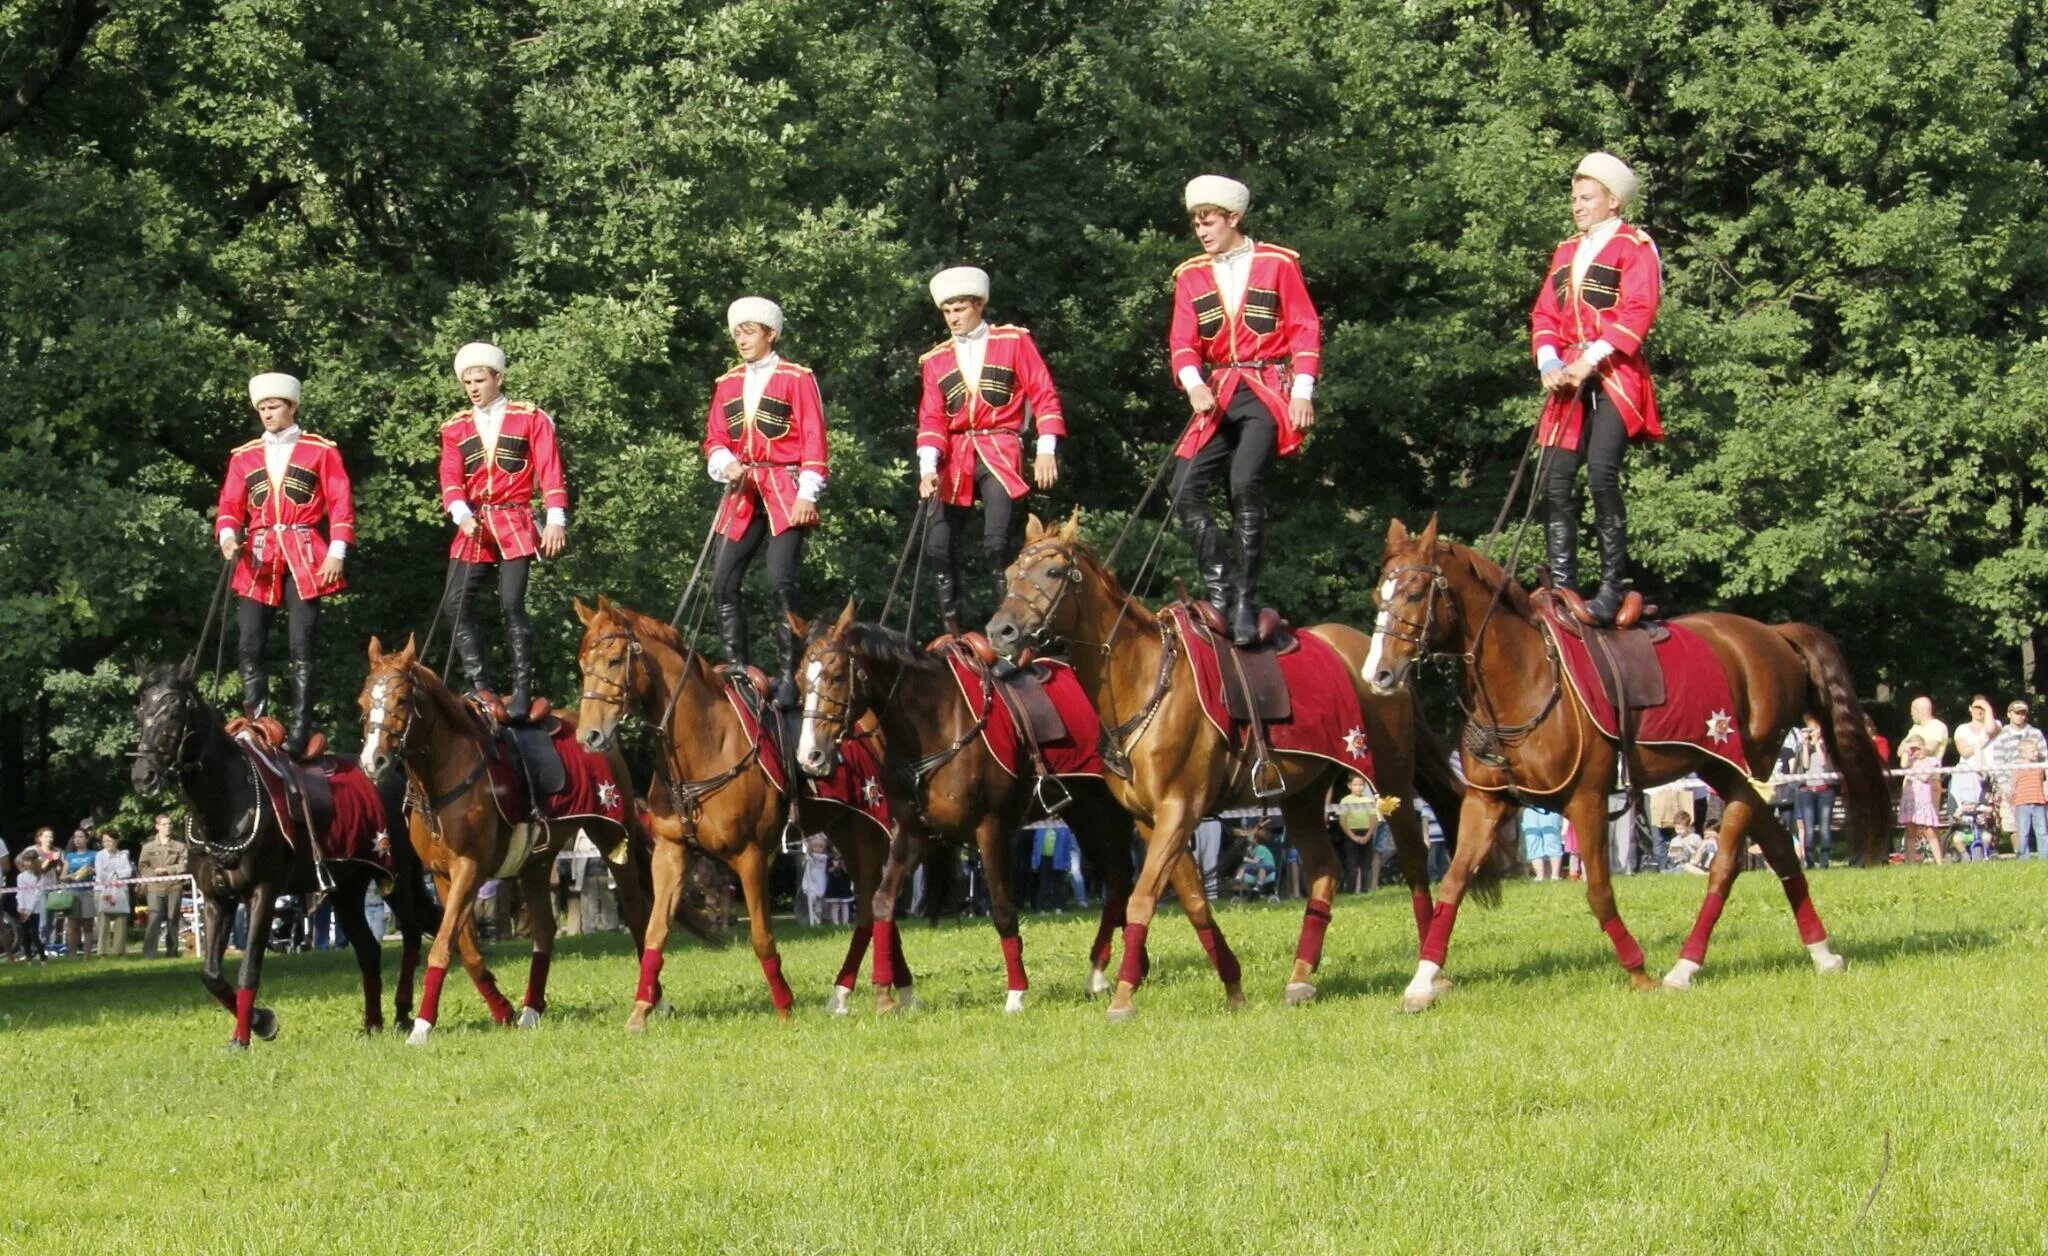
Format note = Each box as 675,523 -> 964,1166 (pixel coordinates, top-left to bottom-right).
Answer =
1376,563 -> 1454,660
1005,542 -> 1085,649
578,626 -> 646,729
799,638 -> 869,753
137,686 -> 205,776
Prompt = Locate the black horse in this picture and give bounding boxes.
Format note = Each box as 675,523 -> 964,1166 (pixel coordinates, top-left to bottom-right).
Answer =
133,665 -> 439,1049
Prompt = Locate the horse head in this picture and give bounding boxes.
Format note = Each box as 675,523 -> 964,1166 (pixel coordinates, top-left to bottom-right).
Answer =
987,511 -> 1089,661
794,599 -> 864,779
574,596 -> 655,753
359,634 -> 428,779
1364,515 -> 1456,695
133,662 -> 215,796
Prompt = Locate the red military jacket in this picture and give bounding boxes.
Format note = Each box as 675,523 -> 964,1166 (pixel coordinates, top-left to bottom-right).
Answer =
704,357 -> 829,540
914,324 -> 1065,507
438,400 -> 569,563
1168,241 -> 1321,458
215,431 -> 355,606
1530,221 -> 1664,449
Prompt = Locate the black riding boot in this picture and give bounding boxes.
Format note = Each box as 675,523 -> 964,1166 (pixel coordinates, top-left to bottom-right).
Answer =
1229,499 -> 1266,648
1543,510 -> 1580,595
285,659 -> 317,758
506,620 -> 534,718
771,592 -> 801,710
451,618 -> 493,697
239,662 -> 269,722
1176,499 -> 1233,616
1583,490 -> 1631,627
933,566 -> 965,640
717,602 -> 750,672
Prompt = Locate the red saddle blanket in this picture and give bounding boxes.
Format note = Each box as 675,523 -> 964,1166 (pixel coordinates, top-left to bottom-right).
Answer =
241,740 -> 394,871
486,719 -> 629,825
942,655 -> 1104,778
728,682 -> 893,834
1538,605 -> 1751,776
1165,605 -> 1375,779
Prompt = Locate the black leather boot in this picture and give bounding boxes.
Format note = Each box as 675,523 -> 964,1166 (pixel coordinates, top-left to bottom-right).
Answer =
285,659 -> 317,758
1583,491 -> 1631,627
717,601 -> 750,673
772,592 -> 802,710
1176,498 -> 1233,616
505,618 -> 534,718
451,617 -> 493,697
933,566 -> 965,640
1229,499 -> 1266,648
1543,511 -> 1580,595
239,662 -> 269,722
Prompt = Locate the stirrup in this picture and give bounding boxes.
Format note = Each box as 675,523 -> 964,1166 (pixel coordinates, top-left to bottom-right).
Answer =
1032,773 -> 1073,818
1250,754 -> 1286,799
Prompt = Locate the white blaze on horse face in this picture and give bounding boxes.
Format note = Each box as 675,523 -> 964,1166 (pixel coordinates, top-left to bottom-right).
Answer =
363,677 -> 389,764
796,658 -> 827,766
1363,573 -> 1399,687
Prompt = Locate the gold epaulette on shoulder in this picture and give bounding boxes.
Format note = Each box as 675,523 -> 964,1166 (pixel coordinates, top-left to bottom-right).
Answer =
990,323 -> 1030,338
1172,254 -> 1211,278
231,436 -> 264,454
919,340 -> 952,363
298,432 -> 336,447
1256,242 -> 1300,261
443,411 -> 473,429
778,361 -> 814,375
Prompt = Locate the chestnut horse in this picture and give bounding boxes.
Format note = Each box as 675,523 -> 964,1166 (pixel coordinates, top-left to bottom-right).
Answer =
1364,517 -> 1889,1011
133,665 -> 440,1048
573,598 -> 900,1025
793,602 -> 1241,1012
358,636 -> 657,1044
986,514 -> 1469,1021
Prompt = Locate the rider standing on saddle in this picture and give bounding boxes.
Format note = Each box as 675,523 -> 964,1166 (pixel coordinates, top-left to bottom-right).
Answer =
216,373 -> 354,757
1531,152 -> 1664,627
915,266 -> 1065,637
1169,175 -> 1322,647
704,297 -> 828,709
439,342 -> 570,716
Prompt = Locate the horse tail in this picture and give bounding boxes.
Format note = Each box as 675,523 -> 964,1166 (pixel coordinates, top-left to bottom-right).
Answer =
1775,622 -> 1890,868
1408,699 -> 1507,908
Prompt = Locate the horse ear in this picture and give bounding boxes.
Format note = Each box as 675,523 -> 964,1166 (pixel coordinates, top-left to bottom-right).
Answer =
1420,513 -> 1440,548
398,633 -> 418,663
1024,513 -> 1046,542
1387,518 -> 1409,546
1059,509 -> 1082,543
597,594 -> 613,611
368,636 -> 384,663
834,598 -> 858,636
785,605 -> 811,641
574,598 -> 594,625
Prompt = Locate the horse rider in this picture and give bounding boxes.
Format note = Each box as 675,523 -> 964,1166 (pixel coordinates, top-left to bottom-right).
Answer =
216,372 -> 355,757
439,341 -> 570,716
915,265 -> 1065,637
1168,174 -> 1323,646
1531,151 -> 1664,627
704,296 -> 829,709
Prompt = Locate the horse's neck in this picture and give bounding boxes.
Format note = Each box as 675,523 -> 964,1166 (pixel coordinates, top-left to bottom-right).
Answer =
1454,574 -> 1557,727
639,635 -> 742,773
866,653 -> 967,757
180,719 -> 253,844
1067,578 -> 1163,717
404,678 -> 486,796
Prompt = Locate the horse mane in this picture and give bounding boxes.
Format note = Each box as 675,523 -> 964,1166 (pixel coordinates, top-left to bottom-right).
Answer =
1067,537 -> 1158,630
139,665 -> 225,733
1437,539 -> 1536,621
826,620 -> 947,677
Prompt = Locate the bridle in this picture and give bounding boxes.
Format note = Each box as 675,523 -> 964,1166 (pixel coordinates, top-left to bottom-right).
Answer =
1374,561 -> 1455,681
1002,541 -> 1088,652
137,683 -> 207,778
583,617 -> 759,822
366,663 -> 490,815
806,630 -> 988,800
577,624 -> 646,739
798,635 -> 870,766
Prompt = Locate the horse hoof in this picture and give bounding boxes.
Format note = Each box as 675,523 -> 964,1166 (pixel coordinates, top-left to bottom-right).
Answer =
1106,1002 -> 1137,1024
395,1016 -> 415,1033
825,988 -> 851,1016
1225,985 -> 1248,1012
653,997 -> 676,1017
1400,989 -> 1440,1015
896,988 -> 922,1012
1284,981 -> 1318,1006
1628,970 -> 1660,993
406,1019 -> 434,1046
226,1038 -> 249,1053
1662,959 -> 1699,991
1004,990 -> 1026,1015
1814,951 -> 1848,975
251,1007 -> 279,1041
517,1006 -> 542,1029
874,990 -> 900,1015
1432,976 -> 1455,995
1085,969 -> 1111,999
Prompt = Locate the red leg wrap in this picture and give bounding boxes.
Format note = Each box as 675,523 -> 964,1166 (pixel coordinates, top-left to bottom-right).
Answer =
1411,890 -> 1434,950
233,988 -> 256,1043
1420,898 -> 1461,966
420,965 -> 448,1024
523,951 -> 552,1013
634,947 -> 663,1006
1196,925 -> 1242,986
1679,891 -> 1728,965
1295,898 -> 1334,970
834,922 -> 873,990
871,920 -> 898,988
761,955 -> 794,1011
1116,922 -> 1150,989
477,975 -> 515,1024
1089,899 -> 1126,970
1601,915 -> 1646,971
1000,934 -> 1028,991
1782,874 -> 1827,945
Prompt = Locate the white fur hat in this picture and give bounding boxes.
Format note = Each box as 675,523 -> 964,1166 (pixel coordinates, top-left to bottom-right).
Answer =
247,373 -> 301,407
726,296 -> 784,335
1184,174 -> 1251,215
929,266 -> 991,307
1575,152 -> 1638,207
453,342 -> 507,378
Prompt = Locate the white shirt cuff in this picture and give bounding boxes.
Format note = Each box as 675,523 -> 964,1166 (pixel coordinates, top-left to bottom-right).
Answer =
1035,435 -> 1057,457
1290,374 -> 1315,401
918,448 -> 940,477
218,527 -> 239,544
328,541 -> 348,560
449,501 -> 474,527
1536,352 -> 1565,374
545,508 -> 567,529
1582,340 -> 1615,365
797,470 -> 825,503
706,448 -> 737,483
1177,365 -> 1206,393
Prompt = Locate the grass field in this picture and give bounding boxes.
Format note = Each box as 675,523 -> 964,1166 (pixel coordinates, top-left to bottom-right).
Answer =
5,863 -> 2045,1254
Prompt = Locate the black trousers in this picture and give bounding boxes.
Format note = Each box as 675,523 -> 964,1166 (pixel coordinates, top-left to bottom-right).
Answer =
925,462 -> 1019,614
237,585 -> 320,704
449,557 -> 532,648
713,515 -> 807,608
1174,387 -> 1278,515
1538,385 -> 1629,524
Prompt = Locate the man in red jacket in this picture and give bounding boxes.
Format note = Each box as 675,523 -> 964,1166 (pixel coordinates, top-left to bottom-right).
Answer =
439,342 -> 569,715
216,372 -> 354,756
1169,174 -> 1322,646
1530,151 -> 1664,627
916,265 -> 1065,635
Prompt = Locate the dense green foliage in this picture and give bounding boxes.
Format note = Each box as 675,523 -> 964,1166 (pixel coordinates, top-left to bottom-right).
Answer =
5,0 -> 2047,825
6,867 -> 2046,1250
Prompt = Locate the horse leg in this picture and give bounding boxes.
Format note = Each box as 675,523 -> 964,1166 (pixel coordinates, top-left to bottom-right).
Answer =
1402,790 -> 1512,1013
1069,785 -> 1132,999
826,822 -> 887,1015
869,827 -> 917,1013
393,868 -> 427,1031
197,893 -> 236,1018
1283,789 -> 1344,1005
1388,801 -> 1436,951
1111,798 -> 1194,1023
231,887 -> 280,1049
628,836 -> 685,1031
1561,785 -> 1656,993
331,875 -> 384,1033
412,860 -> 484,1045
733,842 -> 794,1018
1165,849 -> 1244,1009
515,855 -> 555,1027
452,898 -> 515,1026
975,814 -> 1028,1014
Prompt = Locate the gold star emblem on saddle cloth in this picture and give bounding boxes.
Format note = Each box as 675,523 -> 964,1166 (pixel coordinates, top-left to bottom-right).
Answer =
1343,727 -> 1369,759
1704,710 -> 1735,744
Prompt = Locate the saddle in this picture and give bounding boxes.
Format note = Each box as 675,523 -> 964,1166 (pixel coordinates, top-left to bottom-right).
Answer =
473,692 -> 556,727
227,720 -> 338,849
1180,599 -> 1292,723
994,664 -> 1069,745
1532,589 -> 1667,712
459,695 -> 569,799
232,715 -> 328,763
925,630 -> 1036,672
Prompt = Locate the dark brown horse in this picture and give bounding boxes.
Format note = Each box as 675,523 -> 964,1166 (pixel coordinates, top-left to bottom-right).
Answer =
985,514 -> 1468,1021
133,665 -> 440,1048
358,636 -> 656,1043
1364,517 -> 1890,1010
793,602 -> 1237,1012
573,599 -> 901,1024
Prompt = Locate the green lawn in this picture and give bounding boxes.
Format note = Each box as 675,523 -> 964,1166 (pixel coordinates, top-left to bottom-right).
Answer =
5,864 -> 2044,1254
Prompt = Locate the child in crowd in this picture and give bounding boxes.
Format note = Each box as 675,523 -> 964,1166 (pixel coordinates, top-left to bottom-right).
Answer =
13,850 -> 48,963
2011,737 -> 2047,859
1897,734 -> 1946,864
